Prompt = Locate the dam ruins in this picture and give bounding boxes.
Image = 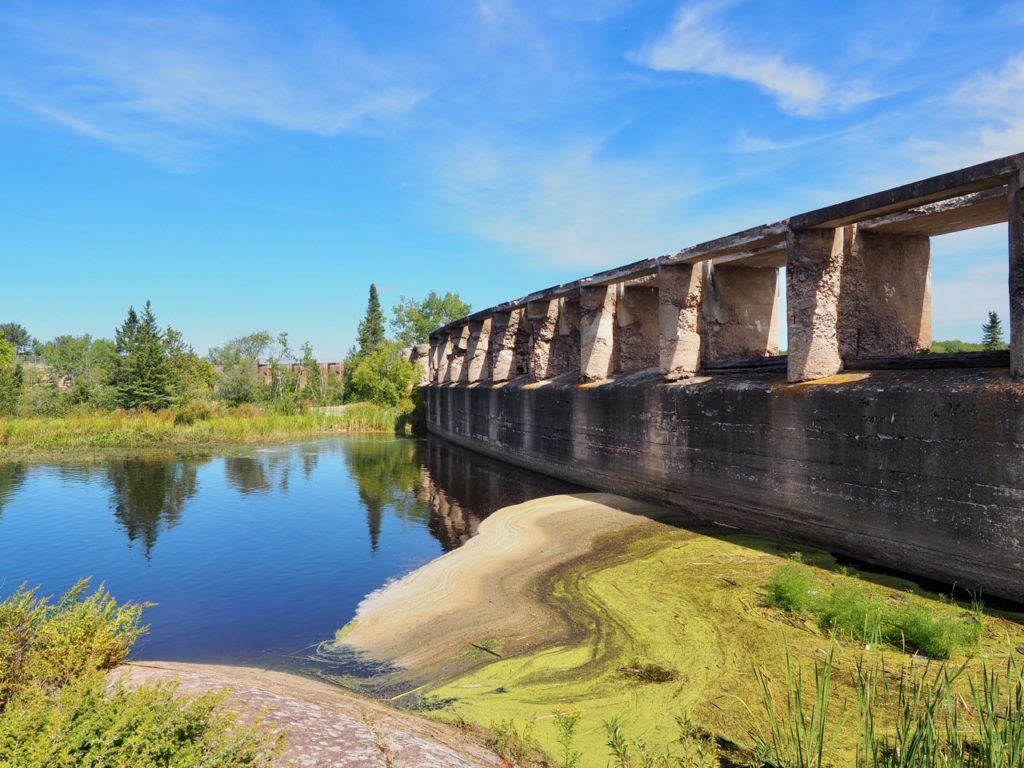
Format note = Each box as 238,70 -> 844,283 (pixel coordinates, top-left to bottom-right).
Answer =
423,153 -> 1024,602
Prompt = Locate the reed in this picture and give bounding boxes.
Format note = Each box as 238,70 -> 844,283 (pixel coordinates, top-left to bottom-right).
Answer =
0,402 -> 413,455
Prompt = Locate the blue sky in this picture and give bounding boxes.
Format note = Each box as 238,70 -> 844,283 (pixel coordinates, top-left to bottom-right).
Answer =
1,0 -> 1022,358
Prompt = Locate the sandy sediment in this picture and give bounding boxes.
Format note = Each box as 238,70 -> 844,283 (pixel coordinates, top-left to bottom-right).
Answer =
112,661 -> 501,767
341,493 -> 669,676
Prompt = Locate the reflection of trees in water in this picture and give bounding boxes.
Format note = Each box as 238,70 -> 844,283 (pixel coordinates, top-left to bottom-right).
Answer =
342,438 -> 429,553
223,453 -> 293,495
106,459 -> 202,556
421,439 -> 578,551
0,462 -> 27,518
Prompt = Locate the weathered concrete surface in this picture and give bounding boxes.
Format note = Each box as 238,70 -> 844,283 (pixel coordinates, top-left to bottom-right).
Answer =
838,229 -> 931,358
580,285 -> 618,381
527,299 -> 559,381
449,326 -> 470,384
1010,169 -> 1024,378
113,662 -> 500,767
658,263 -> 704,380
787,228 -> 844,382
702,265 -> 779,363
616,284 -> 659,373
427,370 -> 1024,602
465,318 -> 492,383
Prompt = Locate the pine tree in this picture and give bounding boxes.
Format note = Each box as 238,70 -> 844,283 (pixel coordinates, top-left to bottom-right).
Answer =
112,301 -> 173,410
356,284 -> 386,355
982,310 -> 1005,351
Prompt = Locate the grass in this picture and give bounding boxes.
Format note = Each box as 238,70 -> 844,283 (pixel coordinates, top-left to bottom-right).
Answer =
0,580 -> 280,767
766,563 -> 982,658
419,527 -> 1024,767
0,401 -> 414,456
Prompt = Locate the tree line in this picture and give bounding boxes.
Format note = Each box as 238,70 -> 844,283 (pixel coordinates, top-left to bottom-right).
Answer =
0,287 -> 469,417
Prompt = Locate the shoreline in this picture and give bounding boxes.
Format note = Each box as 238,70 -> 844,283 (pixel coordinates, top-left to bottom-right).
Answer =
112,661 -> 500,767
339,493 -> 674,682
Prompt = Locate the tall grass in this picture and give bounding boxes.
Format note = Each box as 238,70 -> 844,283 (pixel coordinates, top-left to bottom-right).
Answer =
0,401 -> 413,454
765,564 -> 981,659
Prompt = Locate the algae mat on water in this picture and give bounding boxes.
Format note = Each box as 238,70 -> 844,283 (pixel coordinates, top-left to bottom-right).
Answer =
411,515 -> 1024,766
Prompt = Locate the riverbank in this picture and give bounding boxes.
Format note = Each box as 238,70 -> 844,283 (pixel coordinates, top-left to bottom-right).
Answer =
0,403 -> 411,457
340,493 -> 1024,766
113,662 -> 500,767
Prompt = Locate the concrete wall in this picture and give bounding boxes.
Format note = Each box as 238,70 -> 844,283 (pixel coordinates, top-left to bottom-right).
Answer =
427,371 -> 1024,602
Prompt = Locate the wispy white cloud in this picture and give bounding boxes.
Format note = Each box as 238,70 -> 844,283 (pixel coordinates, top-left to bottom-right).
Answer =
635,0 -> 873,117
433,138 -> 699,268
0,2 -> 423,168
906,54 -> 1024,171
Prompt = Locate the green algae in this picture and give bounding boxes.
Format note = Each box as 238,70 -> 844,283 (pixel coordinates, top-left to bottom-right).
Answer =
419,525 -> 1024,767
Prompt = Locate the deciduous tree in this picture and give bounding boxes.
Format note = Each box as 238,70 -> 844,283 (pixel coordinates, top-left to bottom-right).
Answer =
390,291 -> 471,346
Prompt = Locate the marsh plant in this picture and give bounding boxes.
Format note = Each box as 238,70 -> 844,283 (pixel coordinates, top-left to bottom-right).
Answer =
766,564 -> 982,659
604,715 -> 720,768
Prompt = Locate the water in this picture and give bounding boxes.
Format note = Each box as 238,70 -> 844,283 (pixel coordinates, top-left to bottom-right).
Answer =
0,437 -> 575,675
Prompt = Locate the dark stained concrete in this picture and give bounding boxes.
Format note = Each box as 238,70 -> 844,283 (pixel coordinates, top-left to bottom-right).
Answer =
426,370 -> 1024,602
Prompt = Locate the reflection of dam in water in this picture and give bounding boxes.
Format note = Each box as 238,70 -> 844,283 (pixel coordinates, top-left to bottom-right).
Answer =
418,438 -> 579,551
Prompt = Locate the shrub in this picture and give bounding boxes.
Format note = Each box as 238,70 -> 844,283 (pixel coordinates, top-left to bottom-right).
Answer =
172,399 -> 216,425
0,581 -> 280,767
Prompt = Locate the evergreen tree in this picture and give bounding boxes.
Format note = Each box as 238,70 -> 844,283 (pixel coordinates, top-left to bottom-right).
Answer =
112,302 -> 173,410
982,310 -> 1006,351
356,284 -> 386,355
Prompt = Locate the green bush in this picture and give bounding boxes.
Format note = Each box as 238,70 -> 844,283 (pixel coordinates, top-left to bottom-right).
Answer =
817,583 -> 885,642
346,341 -> 418,408
0,581 -> 280,767
886,603 -> 981,659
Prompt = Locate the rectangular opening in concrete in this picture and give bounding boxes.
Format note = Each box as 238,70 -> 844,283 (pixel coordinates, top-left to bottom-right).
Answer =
614,282 -> 659,374
844,221 -> 1010,370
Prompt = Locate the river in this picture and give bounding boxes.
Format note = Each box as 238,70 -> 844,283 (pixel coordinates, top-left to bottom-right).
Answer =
0,437 -> 575,677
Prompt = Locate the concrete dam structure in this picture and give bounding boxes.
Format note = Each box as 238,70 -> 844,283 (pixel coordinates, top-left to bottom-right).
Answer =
424,153 -> 1024,602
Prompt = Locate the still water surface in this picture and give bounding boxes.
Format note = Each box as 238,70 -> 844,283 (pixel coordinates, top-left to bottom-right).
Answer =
0,437 -> 574,675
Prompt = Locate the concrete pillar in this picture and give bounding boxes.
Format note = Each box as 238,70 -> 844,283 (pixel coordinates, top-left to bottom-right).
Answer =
448,325 -> 470,383
437,332 -> 454,383
490,308 -> 527,382
787,227 -> 845,383
411,343 -> 431,385
658,263 -> 705,380
838,228 -> 931,359
465,317 -> 492,383
615,284 -> 659,373
428,337 -> 440,383
555,297 -> 581,378
527,298 -> 560,381
1010,170 -> 1024,377
702,265 -> 779,364
580,285 -> 618,381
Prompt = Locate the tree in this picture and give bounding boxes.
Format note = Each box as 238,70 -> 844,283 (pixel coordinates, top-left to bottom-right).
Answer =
36,334 -> 117,407
0,323 -> 36,355
111,302 -> 173,411
356,284 -> 386,355
208,332 -> 272,405
0,339 -> 23,416
982,310 -> 1006,351
390,291 -> 471,347
346,341 -> 418,407
165,327 -> 217,405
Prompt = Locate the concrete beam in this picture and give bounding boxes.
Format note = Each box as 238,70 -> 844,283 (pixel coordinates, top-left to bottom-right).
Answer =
787,228 -> 845,382
1010,170 -> 1024,378
702,264 -> 780,364
791,153 -> 1022,229
838,228 -> 931,358
465,318 -> 492,383
658,262 -> 704,380
580,285 -> 618,381
858,186 -> 1008,237
665,222 -> 788,267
